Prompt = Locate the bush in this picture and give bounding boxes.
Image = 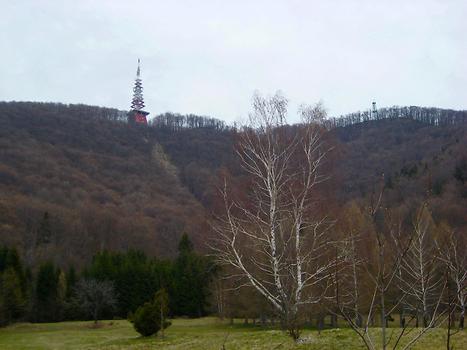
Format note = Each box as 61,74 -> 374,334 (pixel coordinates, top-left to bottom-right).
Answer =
133,302 -> 158,336
132,301 -> 171,337
124,272 -> 172,338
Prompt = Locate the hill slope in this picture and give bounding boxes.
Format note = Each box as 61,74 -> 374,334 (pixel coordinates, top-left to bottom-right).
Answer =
333,117 -> 467,227
0,102 -> 209,266
0,102 -> 465,266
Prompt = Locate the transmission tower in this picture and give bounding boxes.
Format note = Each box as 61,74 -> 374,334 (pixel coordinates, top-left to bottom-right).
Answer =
128,58 -> 149,125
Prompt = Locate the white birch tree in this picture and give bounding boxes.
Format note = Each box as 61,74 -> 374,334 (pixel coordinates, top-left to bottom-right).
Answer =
213,92 -> 334,340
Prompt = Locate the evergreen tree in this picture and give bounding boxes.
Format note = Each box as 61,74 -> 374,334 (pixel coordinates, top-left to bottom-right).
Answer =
0,267 -> 26,325
0,246 -> 7,271
36,212 -> 52,245
34,261 -> 61,322
65,266 -> 78,300
0,246 -> 28,325
63,266 -> 82,320
178,233 -> 194,253
0,246 -> 26,294
171,234 -> 214,317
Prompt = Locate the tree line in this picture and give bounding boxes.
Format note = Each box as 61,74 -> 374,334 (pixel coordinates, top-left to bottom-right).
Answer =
150,112 -> 230,131
3,101 -> 464,132
324,105 -> 466,129
0,101 -> 127,123
148,106 -> 467,133
0,234 -> 215,326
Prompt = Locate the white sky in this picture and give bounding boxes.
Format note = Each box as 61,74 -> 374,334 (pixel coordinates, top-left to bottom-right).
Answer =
1,0 -> 466,123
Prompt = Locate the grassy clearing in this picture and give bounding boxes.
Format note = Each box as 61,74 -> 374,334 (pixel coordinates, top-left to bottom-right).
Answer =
0,317 -> 465,350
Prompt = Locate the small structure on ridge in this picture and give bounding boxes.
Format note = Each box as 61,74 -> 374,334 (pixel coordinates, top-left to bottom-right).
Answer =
128,58 -> 149,125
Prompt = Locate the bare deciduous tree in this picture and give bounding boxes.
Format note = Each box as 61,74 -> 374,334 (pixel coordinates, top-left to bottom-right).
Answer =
336,198 -> 448,350
400,204 -> 444,328
441,231 -> 466,330
437,227 -> 466,348
213,92 -> 334,340
75,279 -> 116,324
336,188 -> 405,350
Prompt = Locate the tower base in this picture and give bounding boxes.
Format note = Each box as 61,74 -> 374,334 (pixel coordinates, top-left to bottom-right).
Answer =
128,110 -> 149,125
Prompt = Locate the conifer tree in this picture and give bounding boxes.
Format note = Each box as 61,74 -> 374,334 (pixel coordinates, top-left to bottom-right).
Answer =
36,212 -> 52,245
172,234 -> 214,317
0,267 -> 26,325
34,261 -> 61,322
66,266 -> 78,300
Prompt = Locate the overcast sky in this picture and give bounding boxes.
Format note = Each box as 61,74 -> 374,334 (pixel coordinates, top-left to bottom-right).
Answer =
1,0 -> 466,123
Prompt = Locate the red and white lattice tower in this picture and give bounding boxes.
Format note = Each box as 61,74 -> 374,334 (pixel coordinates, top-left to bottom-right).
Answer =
128,58 -> 149,124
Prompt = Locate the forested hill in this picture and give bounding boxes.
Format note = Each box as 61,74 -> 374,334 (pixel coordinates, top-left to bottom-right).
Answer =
0,102 -> 220,267
332,118 -> 467,229
0,102 -> 466,267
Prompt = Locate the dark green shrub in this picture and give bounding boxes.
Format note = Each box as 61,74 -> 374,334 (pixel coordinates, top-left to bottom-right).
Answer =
132,298 -> 171,337
133,302 -> 160,337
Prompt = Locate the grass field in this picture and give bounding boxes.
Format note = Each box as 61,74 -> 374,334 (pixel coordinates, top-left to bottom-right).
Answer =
0,317 -> 465,350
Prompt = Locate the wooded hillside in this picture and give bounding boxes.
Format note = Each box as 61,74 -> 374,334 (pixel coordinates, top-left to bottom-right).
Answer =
0,102 -> 465,267
0,102 -> 208,267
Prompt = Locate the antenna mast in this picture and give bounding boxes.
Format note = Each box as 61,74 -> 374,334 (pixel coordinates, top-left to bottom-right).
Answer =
128,58 -> 149,125
371,101 -> 377,120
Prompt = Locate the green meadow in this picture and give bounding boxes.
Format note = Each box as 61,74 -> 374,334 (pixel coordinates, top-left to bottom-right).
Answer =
0,317 -> 465,350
